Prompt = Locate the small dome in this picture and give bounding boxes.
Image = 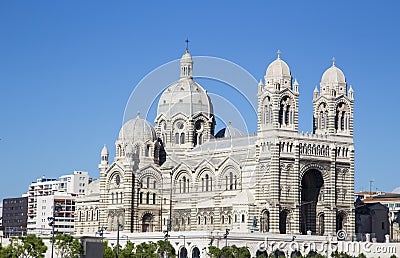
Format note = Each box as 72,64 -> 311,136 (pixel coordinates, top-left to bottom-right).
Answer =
101,145 -> 108,156
118,114 -> 156,143
215,122 -> 244,138
265,58 -> 291,79
321,64 -> 346,85
181,49 -> 192,61
265,51 -> 291,81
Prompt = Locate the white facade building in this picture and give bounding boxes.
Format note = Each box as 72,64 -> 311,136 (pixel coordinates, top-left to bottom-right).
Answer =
74,180 -> 100,235
59,171 -> 89,195
27,171 -> 90,235
75,47 -> 356,241
32,193 -> 75,235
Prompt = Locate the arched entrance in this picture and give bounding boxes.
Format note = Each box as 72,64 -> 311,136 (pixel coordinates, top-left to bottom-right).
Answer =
260,210 -> 270,233
141,213 -> 153,232
279,210 -> 289,234
179,247 -> 188,258
192,247 -> 200,258
301,169 -> 324,235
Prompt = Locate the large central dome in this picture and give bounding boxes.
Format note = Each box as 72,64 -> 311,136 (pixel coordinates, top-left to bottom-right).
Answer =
157,49 -> 213,119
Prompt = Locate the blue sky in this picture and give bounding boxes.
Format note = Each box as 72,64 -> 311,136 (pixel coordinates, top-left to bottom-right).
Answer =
0,1 -> 399,201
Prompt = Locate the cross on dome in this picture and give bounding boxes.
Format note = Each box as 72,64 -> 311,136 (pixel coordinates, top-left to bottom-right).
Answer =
185,38 -> 190,53
277,50 -> 281,59
332,57 -> 336,67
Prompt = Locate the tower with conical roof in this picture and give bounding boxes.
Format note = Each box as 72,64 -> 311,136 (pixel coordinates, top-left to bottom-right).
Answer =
257,50 -> 299,134
313,58 -> 354,136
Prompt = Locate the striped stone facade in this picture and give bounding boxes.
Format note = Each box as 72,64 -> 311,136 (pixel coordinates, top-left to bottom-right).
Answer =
85,50 -> 355,238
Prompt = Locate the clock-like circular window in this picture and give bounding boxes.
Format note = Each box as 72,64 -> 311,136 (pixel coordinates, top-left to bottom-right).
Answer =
176,121 -> 185,130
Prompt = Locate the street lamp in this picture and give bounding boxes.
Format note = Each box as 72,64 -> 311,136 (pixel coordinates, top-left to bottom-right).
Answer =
116,220 -> 123,258
48,202 -> 62,258
96,226 -> 107,241
223,228 -> 230,247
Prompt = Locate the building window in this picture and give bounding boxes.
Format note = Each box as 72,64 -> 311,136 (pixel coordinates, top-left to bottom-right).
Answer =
241,214 -> 245,223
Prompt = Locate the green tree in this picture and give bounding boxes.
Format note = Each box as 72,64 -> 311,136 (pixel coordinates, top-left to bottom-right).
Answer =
9,234 -> 47,258
119,240 -> 135,258
0,243 -> 17,258
208,245 -> 222,258
135,241 -> 158,258
103,241 -> 115,258
156,240 -> 176,258
52,234 -> 83,258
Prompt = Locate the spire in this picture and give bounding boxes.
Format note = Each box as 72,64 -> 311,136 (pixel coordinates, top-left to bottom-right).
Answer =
185,38 -> 190,53
313,85 -> 319,99
180,40 -> 193,79
137,111 -> 141,117
332,57 -> 336,67
277,49 -> 281,59
348,85 -> 354,100
101,144 -> 109,164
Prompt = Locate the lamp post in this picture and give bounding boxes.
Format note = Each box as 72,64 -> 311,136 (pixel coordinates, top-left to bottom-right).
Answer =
97,226 -> 107,241
48,202 -> 62,258
223,228 -> 230,247
116,220 -> 123,258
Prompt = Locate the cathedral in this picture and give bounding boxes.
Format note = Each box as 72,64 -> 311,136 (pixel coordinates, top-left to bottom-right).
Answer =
95,47 -> 355,237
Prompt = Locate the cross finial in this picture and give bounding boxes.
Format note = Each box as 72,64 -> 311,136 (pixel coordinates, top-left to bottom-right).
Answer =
332,57 -> 336,66
137,111 -> 140,117
277,50 -> 281,59
185,38 -> 190,53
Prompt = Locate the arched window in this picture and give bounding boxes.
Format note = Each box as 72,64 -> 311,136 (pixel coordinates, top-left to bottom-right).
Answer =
78,210 -> 82,222
139,192 -> 143,204
183,176 -> 186,193
279,96 -> 293,126
146,177 -> 150,188
91,209 -> 94,221
241,214 -> 245,223
135,145 -> 140,158
153,180 -> 156,189
146,192 -> 150,204
222,215 -> 225,224
175,133 -> 179,144
86,210 -> 89,221
120,192 -> 123,203
205,174 -> 209,191
180,133 -> 185,144
234,175 -> 237,189
116,193 -> 118,204
229,172 -> 233,190
111,193 -> 114,204
198,216 -> 201,225
228,215 -> 232,224
211,216 -> 214,224
153,193 -> 156,204
96,209 -> 99,221
204,216 -> 207,225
